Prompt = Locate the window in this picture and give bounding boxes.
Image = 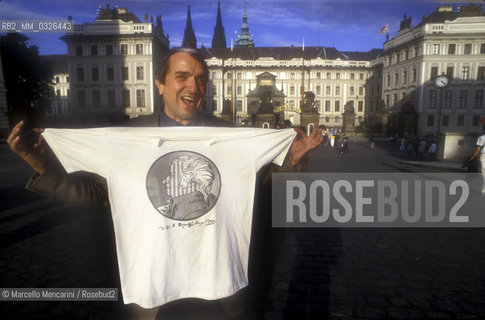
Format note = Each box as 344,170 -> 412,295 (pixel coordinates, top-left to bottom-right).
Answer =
359,86 -> 364,96
336,73 -> 340,79
335,100 -> 340,112
122,66 -> 129,81
107,67 -> 114,81
212,85 -> 217,95
78,90 -> 86,109
350,86 -> 354,96
448,44 -> 456,54
237,73 -> 242,79
290,73 -> 295,79
136,90 -> 145,107
227,72 -> 232,79
92,67 -> 99,81
237,86 -> 242,95
77,67 -> 84,81
91,45 -> 98,56
475,90 -> 483,109
107,90 -> 115,108
459,90 -> 468,108
290,86 -> 295,95
431,67 -> 438,79
136,66 -> 144,80
412,68 -> 417,82
325,100 -> 330,112
386,74 -> 391,87
432,44 -> 440,55
120,44 -> 128,55
316,72 -> 321,79
350,73 -> 355,80
92,90 -> 101,108
325,116 -> 330,123
444,90 -> 452,108
464,44 -> 472,54
122,90 -> 130,107
446,66 -> 454,78
427,115 -> 434,126
405,50 -> 409,60
211,72 -> 216,79
226,86 -> 231,95
236,100 -> 242,111
385,95 -> 390,107
461,66 -> 469,80
56,89 -> 61,96
326,72 -> 331,79
316,86 -> 321,95
442,115 -> 449,127
335,116 -> 340,122
55,76 -> 60,83
326,86 -> 331,95
478,67 -> 485,81
76,45 -> 83,56
394,73 -> 398,85
106,45 -> 113,56
473,115 -> 480,126
360,73 -> 364,80
136,44 -> 143,55
66,76 -> 69,82
481,43 -> 485,54
358,101 -> 363,112
402,71 -> 407,84
457,115 -> 465,127
335,86 -> 340,95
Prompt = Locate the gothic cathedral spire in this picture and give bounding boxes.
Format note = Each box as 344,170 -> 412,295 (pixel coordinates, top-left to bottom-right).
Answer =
211,2 -> 227,48
182,5 -> 197,48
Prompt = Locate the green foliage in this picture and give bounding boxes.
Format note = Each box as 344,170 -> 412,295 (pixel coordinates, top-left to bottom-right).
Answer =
1,33 -> 53,126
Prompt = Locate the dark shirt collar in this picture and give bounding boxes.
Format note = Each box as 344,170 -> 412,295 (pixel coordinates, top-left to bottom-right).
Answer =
158,107 -> 203,127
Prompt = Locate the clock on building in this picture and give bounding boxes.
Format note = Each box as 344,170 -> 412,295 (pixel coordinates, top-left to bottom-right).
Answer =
435,75 -> 449,88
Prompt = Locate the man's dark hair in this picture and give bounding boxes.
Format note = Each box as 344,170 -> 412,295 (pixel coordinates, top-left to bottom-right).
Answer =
155,48 -> 209,84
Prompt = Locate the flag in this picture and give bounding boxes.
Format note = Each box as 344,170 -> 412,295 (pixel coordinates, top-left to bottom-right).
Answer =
379,23 -> 389,34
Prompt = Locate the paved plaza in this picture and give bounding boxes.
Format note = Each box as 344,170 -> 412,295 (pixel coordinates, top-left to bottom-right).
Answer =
1,139 -> 484,319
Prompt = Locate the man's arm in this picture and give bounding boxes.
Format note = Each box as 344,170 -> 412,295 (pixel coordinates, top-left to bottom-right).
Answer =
8,121 -> 109,209
470,145 -> 482,161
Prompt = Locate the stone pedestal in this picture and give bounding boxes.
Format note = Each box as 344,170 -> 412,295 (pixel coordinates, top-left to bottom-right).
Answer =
300,112 -> 319,130
342,113 -> 356,135
255,113 -> 275,128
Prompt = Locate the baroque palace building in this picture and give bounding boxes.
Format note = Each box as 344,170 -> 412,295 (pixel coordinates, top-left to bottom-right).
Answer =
381,4 -> 485,136
49,5 -> 169,125
41,3 -> 485,136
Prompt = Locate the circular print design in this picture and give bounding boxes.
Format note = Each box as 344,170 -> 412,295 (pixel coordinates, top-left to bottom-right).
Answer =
146,151 -> 221,221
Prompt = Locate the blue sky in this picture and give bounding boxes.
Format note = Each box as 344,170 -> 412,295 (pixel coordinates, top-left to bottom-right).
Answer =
0,0 -> 482,55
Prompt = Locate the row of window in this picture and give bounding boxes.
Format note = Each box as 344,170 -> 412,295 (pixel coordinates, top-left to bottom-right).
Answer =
75,43 -> 145,56
218,71 -> 368,80
387,43 -> 485,65
427,89 -> 484,109
386,66 -> 485,88
77,89 -> 146,108
426,115 -> 485,128
431,43 -> 485,55
76,65 -> 145,82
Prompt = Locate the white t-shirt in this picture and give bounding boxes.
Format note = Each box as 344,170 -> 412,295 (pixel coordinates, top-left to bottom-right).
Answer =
477,135 -> 485,154
42,127 -> 296,308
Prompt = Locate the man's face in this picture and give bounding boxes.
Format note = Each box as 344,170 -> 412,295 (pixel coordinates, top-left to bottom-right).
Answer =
156,52 -> 208,125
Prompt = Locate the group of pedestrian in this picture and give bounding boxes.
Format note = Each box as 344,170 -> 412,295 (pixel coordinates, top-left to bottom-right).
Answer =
403,137 -> 437,160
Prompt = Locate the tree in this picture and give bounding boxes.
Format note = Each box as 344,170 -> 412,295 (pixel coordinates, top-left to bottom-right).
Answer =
0,33 -> 53,127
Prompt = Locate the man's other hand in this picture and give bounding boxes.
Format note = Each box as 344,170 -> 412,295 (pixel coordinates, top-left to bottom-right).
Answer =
289,126 -> 323,166
7,121 -> 47,174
